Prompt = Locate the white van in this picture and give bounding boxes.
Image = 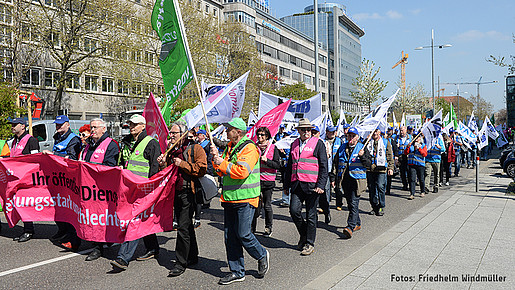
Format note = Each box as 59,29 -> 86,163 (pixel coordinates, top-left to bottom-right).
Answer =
32,120 -> 90,151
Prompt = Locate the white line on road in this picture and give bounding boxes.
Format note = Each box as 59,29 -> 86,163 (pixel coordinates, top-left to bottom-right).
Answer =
0,249 -> 93,277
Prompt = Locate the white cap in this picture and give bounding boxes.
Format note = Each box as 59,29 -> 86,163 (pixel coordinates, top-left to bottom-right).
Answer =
128,114 -> 146,124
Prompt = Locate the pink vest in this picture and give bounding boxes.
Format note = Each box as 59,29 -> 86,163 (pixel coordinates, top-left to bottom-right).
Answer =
80,137 -> 112,164
260,143 -> 277,182
291,137 -> 319,183
10,134 -> 31,157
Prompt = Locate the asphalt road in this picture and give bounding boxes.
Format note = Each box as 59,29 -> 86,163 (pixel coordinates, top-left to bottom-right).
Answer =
0,164 -> 485,289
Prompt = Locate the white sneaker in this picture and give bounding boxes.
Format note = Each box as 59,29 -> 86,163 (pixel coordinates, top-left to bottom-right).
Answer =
445,182 -> 449,186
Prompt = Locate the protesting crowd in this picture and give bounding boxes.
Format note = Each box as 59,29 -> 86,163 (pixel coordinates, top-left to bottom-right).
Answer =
1,96 -> 505,285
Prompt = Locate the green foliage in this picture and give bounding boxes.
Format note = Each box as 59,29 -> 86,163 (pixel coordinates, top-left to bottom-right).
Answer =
268,82 -> 317,100
330,109 -> 341,125
350,59 -> 388,111
0,82 -> 23,139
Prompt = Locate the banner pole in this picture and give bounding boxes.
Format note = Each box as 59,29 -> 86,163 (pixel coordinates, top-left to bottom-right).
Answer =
173,0 -> 214,145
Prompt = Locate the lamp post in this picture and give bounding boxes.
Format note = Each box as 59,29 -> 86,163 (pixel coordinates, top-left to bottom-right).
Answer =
415,29 -> 452,117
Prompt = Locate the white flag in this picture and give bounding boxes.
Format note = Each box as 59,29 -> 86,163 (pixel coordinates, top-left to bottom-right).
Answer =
421,110 -> 443,149
400,112 -> 406,127
392,112 -> 399,131
478,121 -> 488,150
337,108 -> 347,137
185,71 -> 249,129
484,116 -> 499,139
258,91 -> 322,123
349,115 -> 359,127
356,89 -> 399,138
457,121 -> 477,144
377,114 -> 388,134
275,132 -> 299,150
248,111 -> 258,127
468,111 -> 478,132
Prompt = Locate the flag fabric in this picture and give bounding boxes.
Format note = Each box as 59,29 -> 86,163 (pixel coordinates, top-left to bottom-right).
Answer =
184,72 -> 249,129
442,121 -> 454,135
211,125 -> 225,138
421,110 -> 443,149
355,90 -> 399,138
247,99 -> 292,143
468,111 -> 478,132
495,127 -> 509,148
349,115 -> 359,127
484,116 -> 499,139
448,104 -> 458,129
151,0 -> 194,125
142,93 -> 170,154
443,112 -> 449,125
336,108 -> 347,137
400,112 -> 405,128
248,111 -> 258,127
392,112 -> 399,131
377,114 -> 388,134
258,92 -> 322,123
274,132 -> 299,150
457,121 -> 477,144
477,121 -> 488,150
199,82 -> 246,125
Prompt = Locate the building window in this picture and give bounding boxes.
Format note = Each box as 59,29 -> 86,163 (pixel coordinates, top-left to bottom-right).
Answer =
303,74 -> 311,85
132,83 -> 142,96
292,70 -> 301,81
118,80 -> 129,94
145,51 -> 154,65
322,92 -> 326,101
102,77 -> 114,92
213,8 -> 217,17
279,67 -> 290,78
22,68 -> 40,86
205,4 -> 209,13
0,4 -> 12,24
320,79 -> 326,88
0,25 -> 11,45
65,73 -> 80,89
44,71 -> 60,88
319,67 -> 327,77
83,37 -> 98,53
85,75 -> 98,91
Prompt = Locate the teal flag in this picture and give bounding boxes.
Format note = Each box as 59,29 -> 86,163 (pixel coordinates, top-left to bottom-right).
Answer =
151,0 -> 194,125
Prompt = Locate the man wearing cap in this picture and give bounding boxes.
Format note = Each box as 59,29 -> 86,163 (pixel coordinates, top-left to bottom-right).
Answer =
334,123 -> 350,210
395,126 -> 412,191
284,118 -> 328,256
385,128 -> 399,196
43,115 -> 82,250
110,114 -> 162,271
321,125 -> 341,223
8,118 -> 39,242
80,118 -> 120,261
366,129 -> 394,216
274,124 -> 287,142
211,117 -> 269,284
335,127 -> 372,238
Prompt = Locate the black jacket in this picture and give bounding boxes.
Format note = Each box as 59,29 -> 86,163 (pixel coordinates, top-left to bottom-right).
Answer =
284,138 -> 328,193
120,130 -> 161,178
53,129 -> 81,160
83,132 -> 120,167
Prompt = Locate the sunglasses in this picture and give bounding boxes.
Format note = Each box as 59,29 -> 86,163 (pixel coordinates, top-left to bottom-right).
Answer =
257,133 -> 267,137
298,128 -> 311,132
80,133 -> 89,138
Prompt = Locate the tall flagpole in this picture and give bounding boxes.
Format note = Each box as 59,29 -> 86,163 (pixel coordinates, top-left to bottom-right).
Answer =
174,0 -> 214,144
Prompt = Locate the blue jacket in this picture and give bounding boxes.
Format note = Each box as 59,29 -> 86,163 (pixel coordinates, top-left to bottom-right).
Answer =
426,138 -> 445,163
337,142 -> 367,179
53,129 -> 81,160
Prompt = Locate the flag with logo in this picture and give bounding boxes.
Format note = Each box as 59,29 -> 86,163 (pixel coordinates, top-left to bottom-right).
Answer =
151,0 -> 194,125
247,99 -> 292,143
457,121 -> 477,144
483,116 -> 499,139
258,92 -> 322,123
421,110 -> 443,148
468,111 -> 478,132
356,89 -> 399,138
184,72 -> 249,129
142,93 -> 169,154
400,112 -> 405,128
248,111 -> 258,127
477,121 -> 488,150
336,108 -> 347,137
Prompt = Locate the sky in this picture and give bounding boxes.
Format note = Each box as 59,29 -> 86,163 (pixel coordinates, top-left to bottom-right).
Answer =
269,0 -> 515,112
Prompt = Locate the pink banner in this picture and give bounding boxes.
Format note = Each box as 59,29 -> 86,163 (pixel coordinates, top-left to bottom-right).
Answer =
247,99 -> 292,143
0,154 -> 178,243
143,92 -> 170,154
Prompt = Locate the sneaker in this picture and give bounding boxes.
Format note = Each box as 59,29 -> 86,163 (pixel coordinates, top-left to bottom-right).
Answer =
257,250 -> 270,277
342,227 -> 352,239
445,182 -> 450,186
110,258 -> 128,270
433,187 -> 439,193
264,227 -> 272,237
420,192 -> 425,197
300,244 -> 315,256
376,208 -> 384,216
219,273 -> 245,285
408,195 -> 414,200
336,207 -> 343,211
136,250 -> 158,261
172,221 -> 178,231
353,225 -> 361,232
193,220 -> 201,229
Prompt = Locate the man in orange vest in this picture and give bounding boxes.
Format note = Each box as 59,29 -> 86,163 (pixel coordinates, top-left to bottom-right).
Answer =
284,118 -> 328,256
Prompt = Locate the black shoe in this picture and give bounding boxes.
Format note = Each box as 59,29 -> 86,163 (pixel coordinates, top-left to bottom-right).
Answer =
168,265 -> 185,277
369,210 -> 377,216
433,187 -> 439,193
219,273 -> 245,285
257,250 -> 270,277
110,258 -> 128,270
296,237 -> 306,251
85,248 -> 102,261
402,186 -> 409,191
376,208 -> 384,216
324,213 -> 331,224
50,231 -> 67,243
14,232 -> 33,243
136,250 -> 158,261
187,257 -> 199,266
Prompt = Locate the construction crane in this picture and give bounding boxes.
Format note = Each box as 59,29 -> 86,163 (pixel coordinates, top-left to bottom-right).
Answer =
442,77 -> 498,119
392,51 -> 409,112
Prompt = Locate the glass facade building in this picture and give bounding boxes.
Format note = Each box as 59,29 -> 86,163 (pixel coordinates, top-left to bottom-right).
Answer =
282,3 -> 364,114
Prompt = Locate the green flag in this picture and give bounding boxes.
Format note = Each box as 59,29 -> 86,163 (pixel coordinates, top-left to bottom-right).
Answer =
449,103 -> 458,129
491,113 -> 495,126
151,0 -> 194,125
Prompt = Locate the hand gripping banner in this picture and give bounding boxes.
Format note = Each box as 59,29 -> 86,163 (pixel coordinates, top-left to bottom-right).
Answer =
0,154 -> 178,243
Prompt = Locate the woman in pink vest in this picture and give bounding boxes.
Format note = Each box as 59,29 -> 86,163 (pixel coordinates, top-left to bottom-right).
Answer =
251,127 -> 282,237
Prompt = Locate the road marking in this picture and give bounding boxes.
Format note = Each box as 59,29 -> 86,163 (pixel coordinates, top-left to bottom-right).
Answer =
0,249 -> 93,277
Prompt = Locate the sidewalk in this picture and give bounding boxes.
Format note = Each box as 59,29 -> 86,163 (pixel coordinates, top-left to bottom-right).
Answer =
305,158 -> 515,289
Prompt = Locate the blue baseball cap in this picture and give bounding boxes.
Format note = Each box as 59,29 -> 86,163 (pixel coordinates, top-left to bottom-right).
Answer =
54,115 -> 70,124
197,129 -> 206,135
280,124 -> 285,128
342,123 -> 351,129
311,126 -> 320,132
326,126 -> 337,132
407,126 -> 413,130
9,117 -> 27,126
348,127 -> 359,135
449,128 -> 455,133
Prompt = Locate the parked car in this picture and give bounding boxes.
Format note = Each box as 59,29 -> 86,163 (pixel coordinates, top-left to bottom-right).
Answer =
499,146 -> 513,168
502,151 -> 515,178
32,120 -> 90,151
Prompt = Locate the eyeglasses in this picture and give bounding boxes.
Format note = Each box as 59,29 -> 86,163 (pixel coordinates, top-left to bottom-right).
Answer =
90,126 -> 104,130
298,128 -> 310,132
170,131 -> 181,135
80,133 -> 89,137
257,133 -> 267,137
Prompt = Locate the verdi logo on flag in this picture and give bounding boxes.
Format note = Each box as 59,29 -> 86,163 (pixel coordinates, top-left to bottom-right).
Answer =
152,0 -> 193,124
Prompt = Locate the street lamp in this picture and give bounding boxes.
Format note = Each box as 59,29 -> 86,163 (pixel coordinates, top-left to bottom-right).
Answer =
415,29 -> 452,117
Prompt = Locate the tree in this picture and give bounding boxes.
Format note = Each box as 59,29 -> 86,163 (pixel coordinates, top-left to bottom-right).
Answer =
0,82 -> 24,138
467,94 -> 494,121
496,109 -> 507,125
269,82 -> 317,100
487,34 -> 515,75
391,82 -> 430,116
350,59 -> 388,112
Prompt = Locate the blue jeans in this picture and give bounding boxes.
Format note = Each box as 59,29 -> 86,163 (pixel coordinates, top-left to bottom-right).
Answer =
467,149 -> 477,167
223,202 -> 266,278
367,172 -> 386,211
342,175 -> 361,230
117,234 -> 159,264
454,152 -> 461,176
